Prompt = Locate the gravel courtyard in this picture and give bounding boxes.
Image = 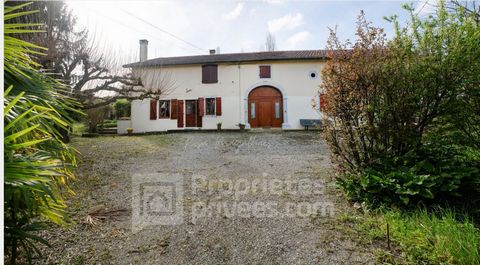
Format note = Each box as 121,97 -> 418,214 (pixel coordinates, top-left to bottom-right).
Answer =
39,132 -> 377,264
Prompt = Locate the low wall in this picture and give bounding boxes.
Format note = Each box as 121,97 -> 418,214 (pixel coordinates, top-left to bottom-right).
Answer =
117,119 -> 132,135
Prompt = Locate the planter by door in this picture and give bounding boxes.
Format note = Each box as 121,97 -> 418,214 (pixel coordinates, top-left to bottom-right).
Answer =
248,86 -> 283,128
185,100 -> 197,127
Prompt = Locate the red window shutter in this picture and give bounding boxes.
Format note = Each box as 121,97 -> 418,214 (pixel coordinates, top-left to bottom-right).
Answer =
211,65 -> 218,82
198,97 -> 204,116
202,66 -> 208,83
320,93 -> 327,112
150,100 -> 157,120
216,97 -> 222,116
197,102 -> 203,128
177,100 -> 184,127
259,65 -> 271,78
171,99 -> 178,119
202,65 -> 218,83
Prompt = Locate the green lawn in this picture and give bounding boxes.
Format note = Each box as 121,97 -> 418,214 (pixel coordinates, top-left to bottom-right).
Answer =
349,208 -> 480,264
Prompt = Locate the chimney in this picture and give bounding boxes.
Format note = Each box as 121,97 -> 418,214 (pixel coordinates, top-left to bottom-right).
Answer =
209,49 -> 216,55
139,39 -> 148,62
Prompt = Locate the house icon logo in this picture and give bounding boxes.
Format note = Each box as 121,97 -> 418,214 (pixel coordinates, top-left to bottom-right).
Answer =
140,182 -> 176,216
132,173 -> 184,230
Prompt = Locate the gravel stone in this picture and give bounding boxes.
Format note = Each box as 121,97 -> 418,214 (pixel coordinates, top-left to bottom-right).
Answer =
37,132 -> 375,265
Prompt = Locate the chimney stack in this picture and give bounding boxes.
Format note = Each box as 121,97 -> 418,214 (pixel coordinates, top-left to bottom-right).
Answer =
209,49 -> 216,55
139,39 -> 148,62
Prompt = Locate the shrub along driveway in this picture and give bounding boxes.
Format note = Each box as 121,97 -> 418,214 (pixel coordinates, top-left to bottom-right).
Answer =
39,132 -> 377,264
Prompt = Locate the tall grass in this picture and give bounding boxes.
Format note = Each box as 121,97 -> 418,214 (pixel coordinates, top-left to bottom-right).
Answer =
383,208 -> 480,264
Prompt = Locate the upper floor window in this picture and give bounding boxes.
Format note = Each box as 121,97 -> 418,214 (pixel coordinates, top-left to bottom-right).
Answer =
205,98 -> 216,115
159,100 -> 170,118
259,65 -> 271,78
202,64 -> 218,83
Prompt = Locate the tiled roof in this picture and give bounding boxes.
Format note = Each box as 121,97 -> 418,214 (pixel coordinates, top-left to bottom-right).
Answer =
123,50 -> 330,68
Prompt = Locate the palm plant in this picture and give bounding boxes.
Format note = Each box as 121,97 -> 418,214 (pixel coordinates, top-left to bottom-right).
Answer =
4,2 -> 82,264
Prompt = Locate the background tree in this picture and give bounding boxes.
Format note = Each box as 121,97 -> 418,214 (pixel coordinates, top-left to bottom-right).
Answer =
448,0 -> 480,23
265,32 -> 276,51
6,1 -> 171,110
85,105 -> 112,133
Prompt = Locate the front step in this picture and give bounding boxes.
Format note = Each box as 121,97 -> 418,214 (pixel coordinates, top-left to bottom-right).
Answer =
98,127 -> 117,134
249,128 -> 283,133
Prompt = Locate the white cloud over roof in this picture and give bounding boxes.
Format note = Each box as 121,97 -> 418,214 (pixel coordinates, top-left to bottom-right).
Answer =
286,31 -> 311,49
268,13 -> 304,33
223,2 -> 245,20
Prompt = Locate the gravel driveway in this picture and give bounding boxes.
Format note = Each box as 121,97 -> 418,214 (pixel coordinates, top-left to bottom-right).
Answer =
39,132 -> 375,264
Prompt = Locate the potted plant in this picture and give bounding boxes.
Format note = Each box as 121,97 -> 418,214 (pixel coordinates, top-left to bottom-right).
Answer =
126,127 -> 133,135
237,123 -> 246,130
217,122 -> 222,131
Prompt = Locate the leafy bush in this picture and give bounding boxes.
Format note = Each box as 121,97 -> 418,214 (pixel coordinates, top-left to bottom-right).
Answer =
323,3 -> 480,207
72,123 -> 86,136
84,105 -> 111,132
338,143 -> 480,207
4,2 -> 81,263
113,98 -> 131,118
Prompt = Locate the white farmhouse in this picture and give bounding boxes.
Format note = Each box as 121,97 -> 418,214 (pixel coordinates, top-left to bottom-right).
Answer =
120,40 -> 327,133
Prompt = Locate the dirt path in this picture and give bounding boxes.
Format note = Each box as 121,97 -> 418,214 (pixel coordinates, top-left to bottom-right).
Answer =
39,132 -> 375,264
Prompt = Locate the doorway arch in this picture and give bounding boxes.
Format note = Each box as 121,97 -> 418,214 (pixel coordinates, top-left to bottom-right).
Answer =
247,86 -> 283,128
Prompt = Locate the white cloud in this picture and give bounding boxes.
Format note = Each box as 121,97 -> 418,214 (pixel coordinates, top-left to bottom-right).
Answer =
223,2 -> 245,20
264,0 -> 286,4
240,40 -> 255,52
286,31 -> 311,49
268,13 -> 304,33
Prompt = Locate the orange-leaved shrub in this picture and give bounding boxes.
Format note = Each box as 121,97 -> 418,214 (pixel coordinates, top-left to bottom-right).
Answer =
321,5 -> 480,208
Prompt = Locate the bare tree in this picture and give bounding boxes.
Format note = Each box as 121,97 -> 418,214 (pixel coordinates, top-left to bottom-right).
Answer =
67,36 -> 174,109
8,1 -> 172,109
265,32 -> 276,51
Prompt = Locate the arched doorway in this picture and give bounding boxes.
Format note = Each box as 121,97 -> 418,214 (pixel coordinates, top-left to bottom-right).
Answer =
248,86 -> 283,128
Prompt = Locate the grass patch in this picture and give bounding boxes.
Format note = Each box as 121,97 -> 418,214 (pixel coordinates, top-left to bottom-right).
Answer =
353,208 -> 480,264
383,208 -> 480,265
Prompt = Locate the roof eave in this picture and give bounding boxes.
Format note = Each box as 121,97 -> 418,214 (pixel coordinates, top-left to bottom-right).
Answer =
123,57 -> 328,69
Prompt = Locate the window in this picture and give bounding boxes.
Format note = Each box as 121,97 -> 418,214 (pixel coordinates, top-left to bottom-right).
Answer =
159,100 -> 170,118
259,65 -> 271,78
250,102 -> 255,119
205,98 -> 216,115
202,64 -> 218,83
275,102 -> 280,119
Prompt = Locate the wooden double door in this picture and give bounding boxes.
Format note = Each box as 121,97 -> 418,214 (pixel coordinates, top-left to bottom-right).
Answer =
248,86 -> 283,128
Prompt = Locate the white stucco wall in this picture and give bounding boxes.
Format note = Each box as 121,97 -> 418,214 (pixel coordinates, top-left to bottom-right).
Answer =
117,119 -> 132,135
129,60 -> 325,132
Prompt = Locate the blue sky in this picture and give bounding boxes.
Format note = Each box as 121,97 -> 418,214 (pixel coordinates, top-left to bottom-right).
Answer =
66,1 -> 429,62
